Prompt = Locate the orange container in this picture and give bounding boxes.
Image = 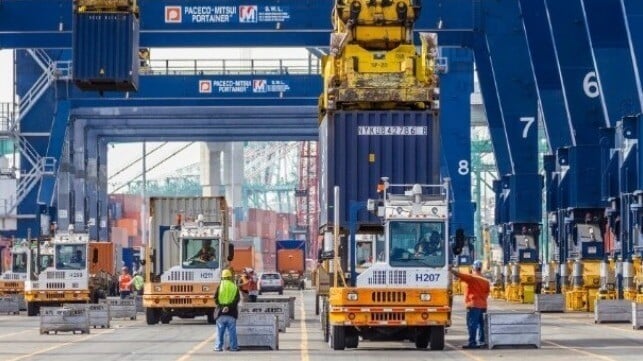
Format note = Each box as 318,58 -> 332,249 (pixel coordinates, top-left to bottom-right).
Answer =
229,246 -> 255,273
116,218 -> 138,237
88,242 -> 115,275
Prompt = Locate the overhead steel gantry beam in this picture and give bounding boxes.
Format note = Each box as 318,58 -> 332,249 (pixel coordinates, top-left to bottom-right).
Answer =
0,0 -> 474,48
439,47 -> 474,240
5,49 -> 321,237
60,106 -> 318,239
426,0 -> 540,263
519,0 -> 573,253
581,0 -> 641,262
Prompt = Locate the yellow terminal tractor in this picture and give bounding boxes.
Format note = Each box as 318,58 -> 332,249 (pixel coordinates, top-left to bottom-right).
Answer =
0,242 -> 29,304
143,197 -> 233,325
326,179 -> 458,350
24,228 -> 115,316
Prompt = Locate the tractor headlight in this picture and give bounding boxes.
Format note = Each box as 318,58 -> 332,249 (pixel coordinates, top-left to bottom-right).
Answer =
154,286 -> 162,292
202,286 -> 210,292
420,293 -> 431,301
347,292 -> 358,301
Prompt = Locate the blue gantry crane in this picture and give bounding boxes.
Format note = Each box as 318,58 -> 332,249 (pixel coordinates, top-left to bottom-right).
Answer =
0,1 -> 476,251
2,0 -> 642,307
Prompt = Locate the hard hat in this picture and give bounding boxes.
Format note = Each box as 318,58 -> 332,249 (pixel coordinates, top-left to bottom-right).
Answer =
222,269 -> 232,278
473,260 -> 483,270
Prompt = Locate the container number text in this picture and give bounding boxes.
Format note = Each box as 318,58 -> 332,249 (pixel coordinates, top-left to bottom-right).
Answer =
358,126 -> 428,136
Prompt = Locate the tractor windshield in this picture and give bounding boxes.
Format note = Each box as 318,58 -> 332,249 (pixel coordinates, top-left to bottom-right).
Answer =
389,221 -> 446,268
12,252 -> 27,273
182,238 -> 220,269
55,244 -> 87,270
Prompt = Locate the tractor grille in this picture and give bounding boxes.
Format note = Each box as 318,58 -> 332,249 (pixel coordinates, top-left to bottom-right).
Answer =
2,274 -> 22,280
46,282 -> 66,289
371,312 -> 405,322
2,282 -> 21,288
169,298 -> 192,305
46,271 -> 66,279
167,271 -> 194,282
170,285 -> 194,293
371,291 -> 407,303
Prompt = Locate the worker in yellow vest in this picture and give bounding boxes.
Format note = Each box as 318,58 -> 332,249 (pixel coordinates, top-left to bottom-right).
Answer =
213,269 -> 240,352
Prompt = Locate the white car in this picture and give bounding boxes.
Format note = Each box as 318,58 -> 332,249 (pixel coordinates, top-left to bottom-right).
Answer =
258,272 -> 284,295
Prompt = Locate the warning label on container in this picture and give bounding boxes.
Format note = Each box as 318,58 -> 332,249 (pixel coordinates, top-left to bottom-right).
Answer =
165,5 -> 290,24
358,126 -> 428,136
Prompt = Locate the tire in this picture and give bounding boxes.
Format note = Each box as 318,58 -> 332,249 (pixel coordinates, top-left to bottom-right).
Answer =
415,327 -> 430,349
345,328 -> 359,349
160,312 -> 172,324
315,295 -> 320,316
207,309 -> 216,324
330,325 -> 346,350
429,326 -> 445,350
26,302 -> 38,317
145,308 -> 160,325
322,299 -> 329,343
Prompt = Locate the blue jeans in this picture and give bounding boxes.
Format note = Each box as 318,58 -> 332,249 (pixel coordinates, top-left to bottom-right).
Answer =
466,307 -> 486,346
215,315 -> 238,351
119,291 -> 131,299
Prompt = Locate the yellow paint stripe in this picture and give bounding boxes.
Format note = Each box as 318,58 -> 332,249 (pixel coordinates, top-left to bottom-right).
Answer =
7,329 -> 114,361
0,329 -> 36,339
544,340 -> 620,361
176,333 -> 215,361
445,341 -> 487,361
300,291 -> 309,361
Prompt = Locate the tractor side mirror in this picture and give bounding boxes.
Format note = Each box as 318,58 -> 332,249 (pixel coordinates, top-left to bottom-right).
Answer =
453,228 -> 465,256
227,243 -> 234,262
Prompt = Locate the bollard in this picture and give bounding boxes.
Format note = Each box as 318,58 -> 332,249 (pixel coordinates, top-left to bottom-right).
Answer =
0,296 -> 20,315
256,295 -> 296,320
594,299 -> 631,324
40,307 -> 90,335
486,312 -> 541,349
63,303 -> 110,328
233,313 -> 279,350
239,302 -> 289,332
100,297 -> 137,320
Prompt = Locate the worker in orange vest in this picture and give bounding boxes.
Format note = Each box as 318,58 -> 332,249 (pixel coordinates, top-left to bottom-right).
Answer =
451,260 -> 490,349
239,268 -> 258,302
118,266 -> 133,299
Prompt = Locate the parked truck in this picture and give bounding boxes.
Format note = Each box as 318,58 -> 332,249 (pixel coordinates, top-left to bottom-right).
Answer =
276,240 -> 306,290
143,197 -> 234,325
24,230 -> 117,316
0,242 -> 28,304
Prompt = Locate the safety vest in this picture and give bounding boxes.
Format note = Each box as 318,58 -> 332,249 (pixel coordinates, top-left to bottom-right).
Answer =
217,279 -> 238,305
119,274 -> 132,292
132,275 -> 144,291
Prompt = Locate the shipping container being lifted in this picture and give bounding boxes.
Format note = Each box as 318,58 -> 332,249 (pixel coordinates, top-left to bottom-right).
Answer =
316,0 -> 463,352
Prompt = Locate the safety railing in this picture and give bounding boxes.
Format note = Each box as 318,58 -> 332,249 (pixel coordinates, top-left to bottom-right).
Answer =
144,58 -> 321,76
0,103 -> 14,135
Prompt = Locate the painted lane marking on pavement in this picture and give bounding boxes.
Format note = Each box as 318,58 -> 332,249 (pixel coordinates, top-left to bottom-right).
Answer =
176,333 -> 215,361
544,340 -> 620,361
300,291 -> 309,361
7,328 -> 115,361
0,329 -> 37,339
445,342 -> 487,361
